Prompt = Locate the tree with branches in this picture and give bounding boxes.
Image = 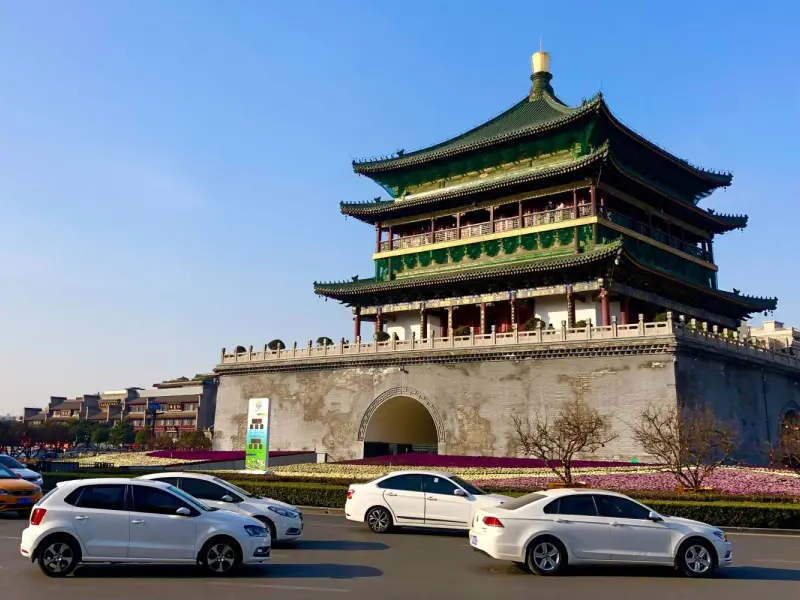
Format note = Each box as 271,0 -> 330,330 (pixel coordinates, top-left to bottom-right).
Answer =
630,403 -> 736,490
767,410 -> 800,469
511,398 -> 618,485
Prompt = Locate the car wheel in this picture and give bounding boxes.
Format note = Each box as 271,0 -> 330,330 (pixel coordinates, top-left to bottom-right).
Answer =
37,535 -> 80,578
200,538 -> 241,576
257,517 -> 278,542
526,537 -> 567,576
365,506 -> 393,534
676,539 -> 716,578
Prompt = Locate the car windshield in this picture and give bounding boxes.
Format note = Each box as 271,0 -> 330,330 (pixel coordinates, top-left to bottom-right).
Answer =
167,485 -> 215,512
449,475 -> 486,496
0,455 -> 24,469
214,477 -> 259,499
0,464 -> 17,479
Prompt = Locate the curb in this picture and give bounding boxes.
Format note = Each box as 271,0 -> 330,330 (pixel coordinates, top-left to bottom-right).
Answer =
298,506 -> 800,535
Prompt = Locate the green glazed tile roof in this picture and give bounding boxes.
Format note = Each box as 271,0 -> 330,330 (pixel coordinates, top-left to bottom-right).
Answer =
342,143 -> 609,216
352,83 -> 731,188
353,92 -> 599,174
314,241 -> 623,297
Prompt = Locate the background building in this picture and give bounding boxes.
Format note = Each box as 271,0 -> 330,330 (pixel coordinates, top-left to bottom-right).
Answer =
746,321 -> 800,353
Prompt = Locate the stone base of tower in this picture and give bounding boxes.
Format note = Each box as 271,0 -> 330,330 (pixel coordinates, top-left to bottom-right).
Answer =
213,328 -> 800,464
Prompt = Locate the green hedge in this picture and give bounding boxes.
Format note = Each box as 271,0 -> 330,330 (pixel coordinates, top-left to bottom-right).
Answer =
41,473 -> 800,529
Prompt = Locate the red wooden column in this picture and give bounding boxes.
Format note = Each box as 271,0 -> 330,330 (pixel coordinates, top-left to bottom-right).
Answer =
590,185 -> 598,244
375,308 -> 383,335
375,225 -> 382,253
620,296 -> 630,326
353,307 -> 361,341
600,288 -> 611,327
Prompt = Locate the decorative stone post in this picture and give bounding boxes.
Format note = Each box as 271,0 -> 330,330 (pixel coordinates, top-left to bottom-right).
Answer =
611,315 -> 618,337
561,320 -> 567,341
638,314 -> 645,335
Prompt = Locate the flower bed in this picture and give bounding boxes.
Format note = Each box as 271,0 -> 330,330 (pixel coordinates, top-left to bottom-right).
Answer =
473,467 -> 800,497
341,454 -> 649,468
55,450 -> 308,468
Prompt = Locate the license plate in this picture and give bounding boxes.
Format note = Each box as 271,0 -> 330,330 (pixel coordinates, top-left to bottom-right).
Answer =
470,535 -> 478,547
16,498 -> 33,506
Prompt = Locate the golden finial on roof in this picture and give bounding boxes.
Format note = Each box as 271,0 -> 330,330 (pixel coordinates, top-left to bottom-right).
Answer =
532,39 -> 550,74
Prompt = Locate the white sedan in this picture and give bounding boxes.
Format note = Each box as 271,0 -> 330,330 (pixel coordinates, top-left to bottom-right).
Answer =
20,478 -> 271,577
345,470 -> 511,533
469,488 -> 732,577
137,472 -> 303,542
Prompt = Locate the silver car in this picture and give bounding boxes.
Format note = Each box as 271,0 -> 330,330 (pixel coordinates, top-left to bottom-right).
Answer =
0,455 -> 44,487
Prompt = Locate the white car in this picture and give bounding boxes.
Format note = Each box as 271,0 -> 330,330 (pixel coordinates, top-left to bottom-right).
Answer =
469,488 -> 732,578
0,454 -> 44,487
20,478 -> 271,577
137,472 -> 303,542
345,470 -> 511,533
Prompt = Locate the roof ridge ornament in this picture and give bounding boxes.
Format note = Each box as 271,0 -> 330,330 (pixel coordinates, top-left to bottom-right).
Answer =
530,46 -> 554,100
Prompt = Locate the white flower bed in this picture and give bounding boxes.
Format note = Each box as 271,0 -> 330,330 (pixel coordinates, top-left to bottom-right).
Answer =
56,452 -> 201,467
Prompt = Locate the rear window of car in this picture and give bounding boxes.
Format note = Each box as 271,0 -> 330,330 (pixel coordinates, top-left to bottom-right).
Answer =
497,493 -> 547,511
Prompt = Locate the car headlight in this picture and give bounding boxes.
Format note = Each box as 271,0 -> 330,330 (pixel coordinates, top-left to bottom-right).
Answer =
712,530 -> 727,542
268,506 -> 299,519
244,525 -> 268,537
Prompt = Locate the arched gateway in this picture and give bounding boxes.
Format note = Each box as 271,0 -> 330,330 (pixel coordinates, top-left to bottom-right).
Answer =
358,387 -> 445,458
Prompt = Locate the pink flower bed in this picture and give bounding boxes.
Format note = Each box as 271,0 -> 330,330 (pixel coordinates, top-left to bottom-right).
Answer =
146,450 -> 309,461
474,468 -> 800,497
343,454 -> 647,468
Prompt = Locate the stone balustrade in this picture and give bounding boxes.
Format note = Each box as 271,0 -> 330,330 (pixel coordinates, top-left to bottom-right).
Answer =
219,314 -> 800,371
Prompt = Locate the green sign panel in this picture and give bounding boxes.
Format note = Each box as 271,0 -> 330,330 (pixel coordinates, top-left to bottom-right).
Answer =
245,397 -> 270,473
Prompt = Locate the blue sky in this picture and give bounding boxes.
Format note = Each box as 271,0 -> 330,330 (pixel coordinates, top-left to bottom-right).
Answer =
1,1 -> 798,413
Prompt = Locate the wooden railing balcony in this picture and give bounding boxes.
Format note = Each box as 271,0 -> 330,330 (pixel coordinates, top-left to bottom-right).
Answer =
603,210 -> 709,261
378,205 -> 595,252
220,316 -> 800,372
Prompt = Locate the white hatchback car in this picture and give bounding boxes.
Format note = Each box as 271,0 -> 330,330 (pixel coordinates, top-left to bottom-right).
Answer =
469,488 -> 732,577
137,472 -> 303,542
345,470 -> 511,533
20,478 -> 271,577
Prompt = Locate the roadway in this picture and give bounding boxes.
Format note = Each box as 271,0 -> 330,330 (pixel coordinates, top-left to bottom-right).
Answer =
1,512 -> 799,599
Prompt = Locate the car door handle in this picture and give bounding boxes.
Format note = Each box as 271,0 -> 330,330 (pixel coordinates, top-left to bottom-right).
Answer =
386,492 -> 397,497
74,515 -> 88,521
610,522 -> 623,527
131,519 -> 145,525
554,518 -> 569,523
426,496 -> 437,501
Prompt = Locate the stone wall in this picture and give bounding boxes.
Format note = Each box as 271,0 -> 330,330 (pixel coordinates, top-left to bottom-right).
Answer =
674,340 -> 800,463
213,340 -> 679,461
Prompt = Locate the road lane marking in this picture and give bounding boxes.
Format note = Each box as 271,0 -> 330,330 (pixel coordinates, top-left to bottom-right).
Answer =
210,581 -> 347,593
0,536 -> 19,540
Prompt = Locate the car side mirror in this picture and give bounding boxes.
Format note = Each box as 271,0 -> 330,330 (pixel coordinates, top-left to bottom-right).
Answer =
648,511 -> 663,522
221,495 -> 234,503
176,507 -> 191,516
454,488 -> 466,497
15,473 -> 22,479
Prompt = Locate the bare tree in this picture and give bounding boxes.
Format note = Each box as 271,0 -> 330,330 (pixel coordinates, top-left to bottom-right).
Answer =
511,398 -> 618,485
630,404 -> 736,490
767,411 -> 800,469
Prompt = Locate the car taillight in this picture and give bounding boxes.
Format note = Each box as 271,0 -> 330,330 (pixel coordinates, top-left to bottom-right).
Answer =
30,508 -> 46,526
346,489 -> 354,500
482,516 -> 504,527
